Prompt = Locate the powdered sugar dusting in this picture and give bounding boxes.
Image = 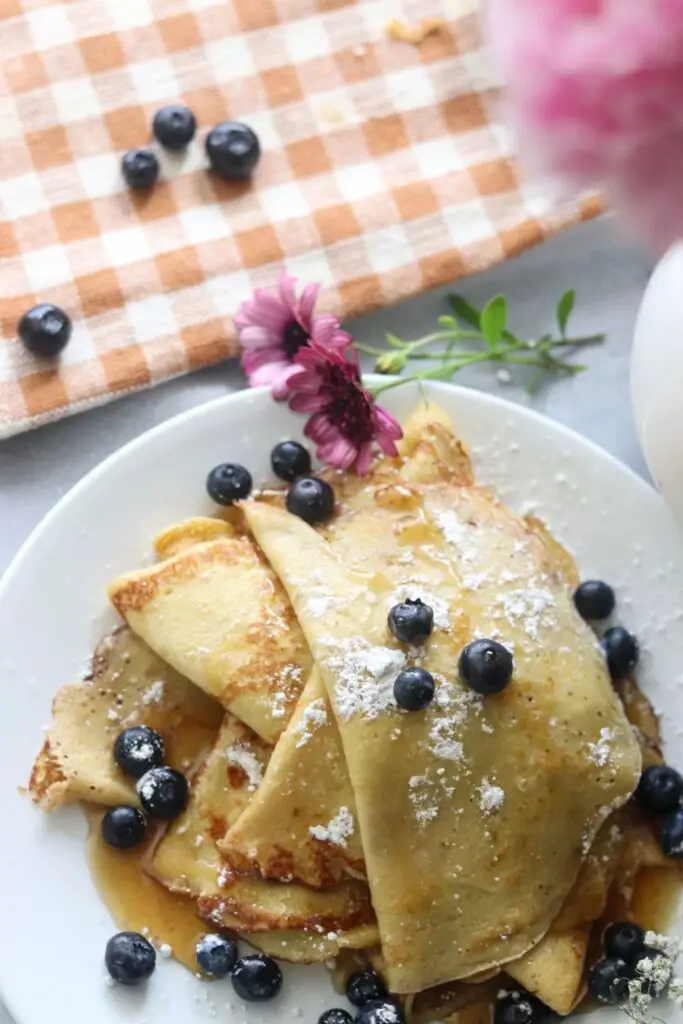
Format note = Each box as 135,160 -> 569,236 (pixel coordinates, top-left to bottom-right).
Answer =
492,585 -> 556,641
479,778 -> 505,814
309,806 -> 354,847
141,680 -> 165,706
226,744 -> 263,791
295,698 -> 329,747
428,682 -> 480,761
587,727 -> 615,768
324,639 -> 406,720
409,775 -> 439,828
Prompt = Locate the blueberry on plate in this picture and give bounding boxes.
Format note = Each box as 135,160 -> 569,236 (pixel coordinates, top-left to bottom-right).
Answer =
346,969 -> 387,1007
113,725 -> 165,779
286,477 -> 335,524
573,580 -> 615,621
231,954 -> 282,1001
494,995 -> 536,1024
633,947 -> 673,997
152,104 -> 197,150
660,809 -> 683,857
105,931 -> 156,985
206,122 -> 261,180
459,639 -> 513,695
18,304 -> 71,357
319,1011 -> 353,1024
271,440 -> 311,482
121,149 -> 159,190
101,805 -> 147,850
137,766 -> 188,821
603,921 -> 645,963
206,463 -> 252,505
587,957 -> 631,1004
195,933 -> 238,977
636,764 -> 683,814
602,626 -> 639,680
355,1001 -> 405,1024
394,667 -> 435,711
387,599 -> 434,644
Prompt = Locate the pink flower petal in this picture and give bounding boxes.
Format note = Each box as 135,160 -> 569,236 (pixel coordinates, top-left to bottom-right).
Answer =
355,442 -> 374,476
237,325 -> 276,349
289,392 -> 326,413
278,271 -> 298,312
298,282 -> 321,326
373,404 -> 404,441
318,436 -> 358,471
271,364 -> 307,400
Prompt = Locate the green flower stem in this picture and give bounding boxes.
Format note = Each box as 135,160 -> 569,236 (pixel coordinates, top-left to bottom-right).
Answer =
357,289 -> 604,398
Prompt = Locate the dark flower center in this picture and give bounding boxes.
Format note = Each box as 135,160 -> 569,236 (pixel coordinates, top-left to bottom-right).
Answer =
283,320 -> 310,359
323,364 -> 375,443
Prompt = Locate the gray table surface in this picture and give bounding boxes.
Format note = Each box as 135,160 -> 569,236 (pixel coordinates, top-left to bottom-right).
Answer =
0,215 -> 653,1023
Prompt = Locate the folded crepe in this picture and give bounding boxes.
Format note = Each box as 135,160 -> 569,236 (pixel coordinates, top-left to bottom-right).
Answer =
150,712 -> 376,961
107,533 -> 312,743
220,666 -> 365,888
242,407 -> 641,994
29,628 -> 222,809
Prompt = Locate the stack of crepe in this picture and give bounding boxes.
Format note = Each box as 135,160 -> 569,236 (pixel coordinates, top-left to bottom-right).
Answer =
31,403 -> 674,1019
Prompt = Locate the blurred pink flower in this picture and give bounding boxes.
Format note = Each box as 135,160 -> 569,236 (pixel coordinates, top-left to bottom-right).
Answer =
488,0 -> 683,251
235,271 -> 351,399
288,343 -> 403,475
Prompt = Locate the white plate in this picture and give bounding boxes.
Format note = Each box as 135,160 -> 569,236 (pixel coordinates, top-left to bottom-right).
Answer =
2,381 -> 683,1024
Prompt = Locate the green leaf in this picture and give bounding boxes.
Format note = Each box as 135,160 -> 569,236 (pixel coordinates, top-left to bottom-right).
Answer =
556,289 -> 575,337
480,295 -> 507,345
437,315 -> 458,329
385,332 -> 407,349
448,294 -> 481,330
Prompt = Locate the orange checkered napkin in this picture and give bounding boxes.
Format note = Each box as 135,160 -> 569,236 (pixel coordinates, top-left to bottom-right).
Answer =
0,0 -> 600,439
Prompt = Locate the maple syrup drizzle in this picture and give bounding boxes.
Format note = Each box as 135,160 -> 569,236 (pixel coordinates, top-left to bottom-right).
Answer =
85,809 -> 213,974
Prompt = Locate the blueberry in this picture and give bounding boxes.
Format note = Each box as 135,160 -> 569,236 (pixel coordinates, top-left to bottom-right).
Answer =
587,957 -> 631,1004
286,477 -> 335,524
355,1001 -> 405,1024
231,954 -> 282,1001
347,970 -> 387,1007
152,104 -> 197,150
573,580 -> 615,621
319,1011 -> 354,1024
459,639 -> 513,695
137,766 -> 188,820
207,463 -> 252,505
105,931 -> 156,985
195,933 -> 238,977
636,764 -> 683,814
387,599 -> 434,644
394,667 -> 435,711
633,947 -> 673,997
603,921 -> 645,962
206,122 -> 261,180
602,626 -> 639,680
113,726 -> 165,779
494,995 -> 536,1024
660,809 -> 683,857
121,149 -> 159,190
271,441 -> 312,482
18,304 -> 71,357
101,806 -> 147,850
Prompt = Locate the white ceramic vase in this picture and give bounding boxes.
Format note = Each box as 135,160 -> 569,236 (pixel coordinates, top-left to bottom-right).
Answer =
632,243 -> 683,525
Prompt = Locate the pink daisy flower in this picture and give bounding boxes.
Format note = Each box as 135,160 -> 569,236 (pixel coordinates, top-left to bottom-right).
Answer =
234,271 -> 351,399
288,343 -> 403,476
